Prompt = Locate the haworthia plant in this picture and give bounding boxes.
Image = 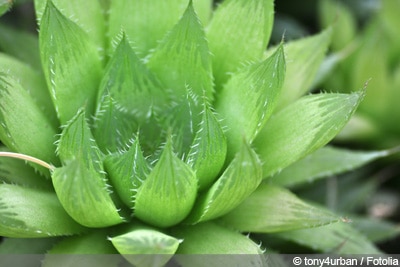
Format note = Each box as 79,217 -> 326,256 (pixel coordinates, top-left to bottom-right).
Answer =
0,0 -> 387,264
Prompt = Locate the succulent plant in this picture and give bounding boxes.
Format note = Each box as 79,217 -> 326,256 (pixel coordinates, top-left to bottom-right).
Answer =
0,0 -> 388,265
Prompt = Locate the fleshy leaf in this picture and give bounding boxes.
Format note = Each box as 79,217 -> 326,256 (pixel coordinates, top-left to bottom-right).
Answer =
108,0 -> 210,57
54,111 -> 124,227
134,138 -> 197,228
0,23 -> 41,70
218,184 -> 340,233
147,1 -> 213,102
0,72 -> 59,167
272,146 -> 394,188
351,216 -> 400,243
0,0 -> 12,17
171,222 -> 265,266
110,225 -> 180,267
216,44 -> 285,158
275,220 -> 382,254
34,0 -> 105,49
0,237 -> 59,254
186,102 -> 227,191
39,1 -> 102,124
0,184 -> 86,238
274,29 -> 332,108
207,0 -> 272,88
104,137 -> 151,208
186,141 -> 262,224
254,91 -> 364,178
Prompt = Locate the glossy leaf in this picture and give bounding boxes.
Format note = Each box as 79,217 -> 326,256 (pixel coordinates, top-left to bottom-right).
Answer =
274,29 -> 332,108
55,111 -> 124,227
34,0 -> 105,49
39,1 -> 102,124
187,141 -> 262,224
171,222 -> 264,267
186,102 -> 227,191
0,184 -> 86,238
275,220 -> 382,254
0,73 -> 59,167
216,44 -> 285,157
207,0 -> 273,88
273,146 -> 393,188
255,91 -> 364,178
104,137 -> 151,208
218,184 -> 340,233
134,139 -> 197,228
147,1 -> 213,102
110,225 -> 180,267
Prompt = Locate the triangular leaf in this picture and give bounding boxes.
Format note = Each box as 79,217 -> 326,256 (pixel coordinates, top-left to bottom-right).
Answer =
147,1 -> 213,102
0,72 -> 59,168
186,141 -> 262,224
272,146 -> 394,188
134,139 -> 197,228
55,111 -> 124,227
216,44 -> 285,158
171,222 -> 265,266
0,184 -> 86,238
186,102 -> 227,191
110,225 -> 180,267
254,91 -> 364,178
104,137 -> 151,208
206,0 -> 272,88
39,1 -> 102,124
218,184 -> 340,233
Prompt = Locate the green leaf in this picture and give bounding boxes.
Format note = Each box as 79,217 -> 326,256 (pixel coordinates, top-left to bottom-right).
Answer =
187,141 -> 262,224
110,225 -> 180,267
134,138 -> 197,228
0,72 -> 59,167
39,1 -> 102,124
186,102 -> 227,191
275,220 -> 382,254
54,111 -> 124,227
0,24 -> 41,70
171,222 -> 264,266
272,146 -> 393,188
351,216 -> 400,243
0,0 -> 12,17
274,29 -> 332,108
218,184 -> 340,233
0,184 -> 86,238
34,0 -> 105,50
216,44 -> 285,158
207,0 -> 272,88
108,0 -> 209,57
254,91 -> 364,178
0,237 -> 59,254
147,1 -> 213,102
104,137 -> 151,208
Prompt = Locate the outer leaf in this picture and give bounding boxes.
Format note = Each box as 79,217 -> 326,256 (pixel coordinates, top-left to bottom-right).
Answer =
275,221 -> 382,254
274,29 -> 332,108
104,137 -> 151,208
147,1 -> 213,102
34,0 -> 105,49
39,1 -> 102,124
110,225 -> 180,267
207,0 -> 272,88
216,44 -> 285,157
0,237 -> 58,254
186,141 -> 262,224
0,24 -> 41,69
108,0 -> 210,57
55,111 -> 124,227
0,73 -> 59,167
218,184 -> 340,233
254,91 -> 364,178
351,216 -> 400,243
0,0 -> 12,17
273,146 -> 393,188
0,184 -> 86,238
186,102 -> 227,191
171,222 -> 265,267
134,139 -> 197,228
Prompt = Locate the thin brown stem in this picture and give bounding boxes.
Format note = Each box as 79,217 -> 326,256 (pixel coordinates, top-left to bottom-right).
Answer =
0,152 -> 54,171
